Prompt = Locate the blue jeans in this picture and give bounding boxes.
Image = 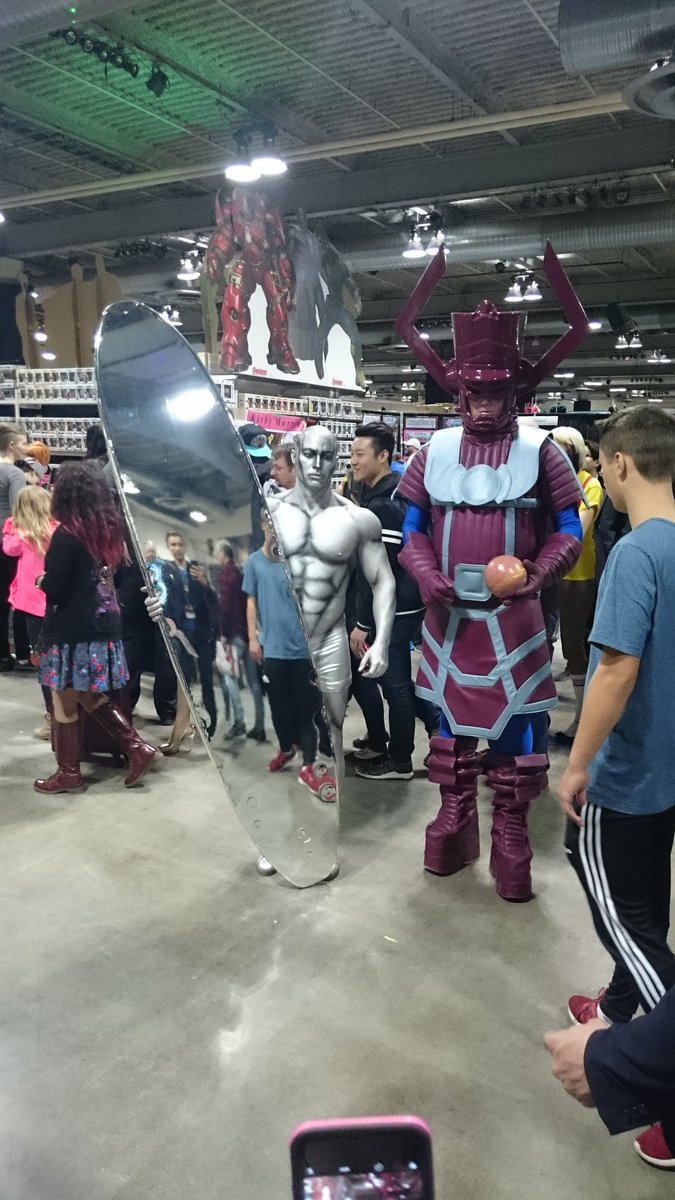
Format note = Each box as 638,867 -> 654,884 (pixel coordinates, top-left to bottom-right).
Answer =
381,637 -> 438,765
221,635 -> 265,729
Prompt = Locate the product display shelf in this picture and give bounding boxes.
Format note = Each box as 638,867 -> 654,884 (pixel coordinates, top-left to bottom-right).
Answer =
1,366 -> 100,457
240,390 -> 362,484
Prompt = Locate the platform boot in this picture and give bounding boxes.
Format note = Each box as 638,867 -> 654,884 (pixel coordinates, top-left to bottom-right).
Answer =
34,719 -> 85,794
486,753 -> 549,902
424,735 -> 481,875
89,700 -> 157,787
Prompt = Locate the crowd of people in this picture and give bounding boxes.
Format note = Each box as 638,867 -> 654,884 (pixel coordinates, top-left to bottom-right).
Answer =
1,406 -> 674,1168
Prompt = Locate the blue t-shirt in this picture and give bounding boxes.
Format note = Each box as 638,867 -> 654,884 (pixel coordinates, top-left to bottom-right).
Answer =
242,549 -> 308,661
587,518 -> 675,814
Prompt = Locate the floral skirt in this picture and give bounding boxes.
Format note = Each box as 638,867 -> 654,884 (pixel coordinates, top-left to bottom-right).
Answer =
39,640 -> 130,693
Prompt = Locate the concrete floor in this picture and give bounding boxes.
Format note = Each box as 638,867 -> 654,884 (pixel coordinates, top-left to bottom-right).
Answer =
0,666 -> 671,1200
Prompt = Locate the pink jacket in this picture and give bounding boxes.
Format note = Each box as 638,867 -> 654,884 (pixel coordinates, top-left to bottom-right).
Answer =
2,517 -> 58,618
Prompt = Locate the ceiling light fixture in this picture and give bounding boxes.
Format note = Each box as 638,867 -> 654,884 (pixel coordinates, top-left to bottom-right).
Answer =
33,325 -> 48,343
629,333 -> 643,349
505,280 -> 524,303
0,211 -> 5,225
588,319 -> 603,331
251,125 -> 287,177
225,130 -> 261,184
177,255 -> 200,281
524,279 -> 542,302
146,63 -> 169,98
41,350 -> 56,362
554,372 -> 575,379
402,226 -> 426,260
615,334 -> 628,350
426,230 -> 445,256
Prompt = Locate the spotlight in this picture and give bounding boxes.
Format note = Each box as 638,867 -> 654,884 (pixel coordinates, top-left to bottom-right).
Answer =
588,320 -> 603,331
251,127 -> 288,177
0,211 -> 5,225
33,326 -> 48,343
226,130 -> 262,184
177,255 -> 200,281
111,47 -> 125,68
418,328 -> 430,340
524,279 -> 542,302
64,28 -> 77,45
41,350 -> 56,362
402,227 -> 425,260
169,307 -> 182,326
629,333 -> 643,349
79,35 -> 94,52
505,280 -> 523,303
146,64 -> 169,98
95,41 -> 109,63
426,230 -> 445,256
615,334 -> 628,349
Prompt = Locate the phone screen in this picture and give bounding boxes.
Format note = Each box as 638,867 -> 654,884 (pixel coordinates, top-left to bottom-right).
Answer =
301,1165 -> 424,1198
293,1125 -> 432,1200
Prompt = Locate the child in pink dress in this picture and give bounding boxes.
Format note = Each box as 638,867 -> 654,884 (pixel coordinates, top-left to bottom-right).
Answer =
2,487 -> 58,738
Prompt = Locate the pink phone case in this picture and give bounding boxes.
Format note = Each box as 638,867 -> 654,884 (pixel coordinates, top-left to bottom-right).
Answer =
290,1116 -> 432,1145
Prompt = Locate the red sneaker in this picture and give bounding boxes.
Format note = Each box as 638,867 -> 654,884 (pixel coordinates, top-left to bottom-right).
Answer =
298,763 -> 337,803
634,1124 -> 675,1169
267,748 -> 296,773
567,987 -> 609,1025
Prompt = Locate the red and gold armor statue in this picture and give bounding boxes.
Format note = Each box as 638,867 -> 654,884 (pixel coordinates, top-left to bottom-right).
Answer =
206,188 -> 299,375
396,244 -> 589,902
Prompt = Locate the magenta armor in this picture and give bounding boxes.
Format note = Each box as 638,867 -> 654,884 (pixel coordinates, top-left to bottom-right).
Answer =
396,244 -> 588,901
206,188 -> 299,376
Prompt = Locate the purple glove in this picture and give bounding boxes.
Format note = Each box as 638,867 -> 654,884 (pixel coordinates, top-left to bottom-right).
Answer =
399,532 -> 455,606
513,533 -> 582,599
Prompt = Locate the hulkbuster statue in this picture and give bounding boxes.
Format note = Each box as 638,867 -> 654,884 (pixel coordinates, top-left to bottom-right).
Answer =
395,243 -> 588,902
206,188 -> 300,375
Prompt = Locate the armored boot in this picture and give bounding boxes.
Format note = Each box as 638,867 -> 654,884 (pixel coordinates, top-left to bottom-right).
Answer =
424,735 -> 481,875
89,701 -> 157,787
487,753 -> 549,902
34,719 -> 85,794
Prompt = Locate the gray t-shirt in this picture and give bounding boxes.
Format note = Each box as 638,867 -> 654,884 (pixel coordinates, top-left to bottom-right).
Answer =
242,549 -> 308,660
588,518 -> 675,814
0,462 -> 26,524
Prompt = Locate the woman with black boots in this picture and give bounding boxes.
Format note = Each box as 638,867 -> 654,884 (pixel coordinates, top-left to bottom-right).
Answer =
34,461 -> 156,794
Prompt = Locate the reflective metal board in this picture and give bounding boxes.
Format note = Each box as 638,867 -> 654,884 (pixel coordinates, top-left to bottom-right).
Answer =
95,301 -> 339,887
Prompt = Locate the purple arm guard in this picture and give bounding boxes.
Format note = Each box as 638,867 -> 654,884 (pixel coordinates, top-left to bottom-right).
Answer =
515,532 -> 582,598
399,532 -> 454,607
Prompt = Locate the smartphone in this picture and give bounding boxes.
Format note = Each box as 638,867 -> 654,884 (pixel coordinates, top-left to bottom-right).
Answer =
290,1116 -> 434,1199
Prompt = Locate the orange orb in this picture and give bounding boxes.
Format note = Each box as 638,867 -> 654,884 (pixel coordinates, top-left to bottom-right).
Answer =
484,554 -> 527,599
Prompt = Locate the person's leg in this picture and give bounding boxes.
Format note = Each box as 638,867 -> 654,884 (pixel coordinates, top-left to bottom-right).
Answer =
11,607 -> 31,664
25,615 -> 51,736
288,658 -> 320,767
34,688 -> 84,793
222,669 -> 245,727
424,715 -> 481,875
0,548 -> 13,663
84,689 -> 156,786
414,694 -> 440,736
486,715 -> 548,902
122,633 -> 145,714
236,637 -> 266,734
567,804 -> 675,1020
152,630 -> 177,724
349,652 -> 387,754
379,639 -> 415,765
194,633 -> 217,737
263,658 -> 296,753
558,579 -> 596,742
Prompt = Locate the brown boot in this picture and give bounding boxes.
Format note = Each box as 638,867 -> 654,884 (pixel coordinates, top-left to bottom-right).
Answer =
34,719 -> 85,793
89,700 -> 157,786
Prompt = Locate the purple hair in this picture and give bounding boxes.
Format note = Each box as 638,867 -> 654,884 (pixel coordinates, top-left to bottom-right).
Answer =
51,460 -> 126,569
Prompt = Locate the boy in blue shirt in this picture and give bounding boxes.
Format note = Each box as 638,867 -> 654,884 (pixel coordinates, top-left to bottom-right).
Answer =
558,406 -> 675,1169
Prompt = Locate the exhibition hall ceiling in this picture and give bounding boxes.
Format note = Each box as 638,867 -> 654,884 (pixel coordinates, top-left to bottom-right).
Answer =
2,0 -> 675,397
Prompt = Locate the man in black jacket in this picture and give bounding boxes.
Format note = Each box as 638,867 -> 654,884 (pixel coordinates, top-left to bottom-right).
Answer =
545,985 -> 675,1169
349,422 -> 438,781
166,532 -> 219,737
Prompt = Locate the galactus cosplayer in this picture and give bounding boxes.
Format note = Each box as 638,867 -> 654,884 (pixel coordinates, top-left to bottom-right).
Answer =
206,188 -> 300,375
395,244 -> 588,902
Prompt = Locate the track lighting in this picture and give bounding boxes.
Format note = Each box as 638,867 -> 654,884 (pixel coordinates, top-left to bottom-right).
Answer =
53,29 -> 141,77
615,334 -> 628,350
629,333 -> 643,349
